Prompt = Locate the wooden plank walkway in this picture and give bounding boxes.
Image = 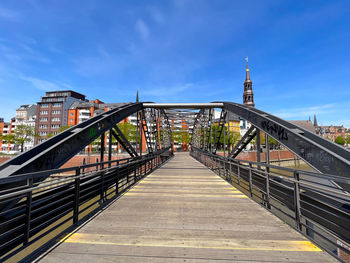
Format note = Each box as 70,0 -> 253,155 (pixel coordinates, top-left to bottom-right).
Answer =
40,152 -> 336,262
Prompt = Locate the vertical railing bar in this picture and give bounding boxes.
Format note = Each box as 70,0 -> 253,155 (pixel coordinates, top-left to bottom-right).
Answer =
237,161 -> 241,185
249,163 -> 253,197
294,171 -> 302,231
24,176 -> 33,246
73,168 -> 80,224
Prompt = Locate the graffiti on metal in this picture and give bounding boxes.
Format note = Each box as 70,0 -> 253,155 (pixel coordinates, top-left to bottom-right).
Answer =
261,120 -> 288,141
89,127 -> 96,139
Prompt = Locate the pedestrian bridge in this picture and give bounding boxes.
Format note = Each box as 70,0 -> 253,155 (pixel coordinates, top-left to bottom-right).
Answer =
39,152 -> 334,263
0,102 -> 349,262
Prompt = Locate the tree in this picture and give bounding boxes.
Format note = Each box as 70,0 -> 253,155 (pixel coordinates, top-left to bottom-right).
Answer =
345,135 -> 350,145
12,124 -> 36,152
47,125 -> 70,138
2,134 -> 16,150
117,122 -> 136,142
335,136 -> 346,146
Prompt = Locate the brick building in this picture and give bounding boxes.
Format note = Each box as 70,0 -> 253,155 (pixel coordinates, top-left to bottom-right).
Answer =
0,118 -> 15,151
35,90 -> 86,144
14,104 -> 37,151
317,125 -> 346,142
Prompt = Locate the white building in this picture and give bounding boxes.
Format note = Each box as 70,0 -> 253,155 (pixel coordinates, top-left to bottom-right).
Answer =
14,104 -> 37,151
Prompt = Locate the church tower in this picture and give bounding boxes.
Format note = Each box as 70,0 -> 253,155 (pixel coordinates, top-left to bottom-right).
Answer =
243,58 -> 255,107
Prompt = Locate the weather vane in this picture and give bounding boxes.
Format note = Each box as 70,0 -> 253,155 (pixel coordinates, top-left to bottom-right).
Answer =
245,57 -> 248,63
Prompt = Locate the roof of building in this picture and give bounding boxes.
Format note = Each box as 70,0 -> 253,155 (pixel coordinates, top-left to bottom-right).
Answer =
16,104 -> 36,111
289,120 -> 315,133
44,90 -> 86,100
70,101 -> 128,110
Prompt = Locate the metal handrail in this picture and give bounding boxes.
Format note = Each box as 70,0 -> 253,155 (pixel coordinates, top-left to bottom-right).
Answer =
190,146 -> 350,262
0,147 -> 173,262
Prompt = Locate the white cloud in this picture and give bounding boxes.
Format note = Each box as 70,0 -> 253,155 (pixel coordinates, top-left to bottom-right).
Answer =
272,104 -> 336,119
21,76 -> 62,91
74,49 -> 120,77
135,19 -> 150,40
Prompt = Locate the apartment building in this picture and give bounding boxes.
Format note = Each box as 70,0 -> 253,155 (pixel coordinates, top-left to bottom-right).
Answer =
68,100 -> 144,152
35,90 -> 86,144
0,118 -> 15,152
13,104 -> 37,151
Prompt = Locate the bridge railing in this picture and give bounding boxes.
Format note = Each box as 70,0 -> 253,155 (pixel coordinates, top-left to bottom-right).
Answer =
191,146 -> 350,262
0,147 -> 173,262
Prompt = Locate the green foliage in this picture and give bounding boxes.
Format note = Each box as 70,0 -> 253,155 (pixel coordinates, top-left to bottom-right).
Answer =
335,136 -> 346,145
117,122 -> 136,142
345,135 -> 350,144
47,125 -> 70,138
201,124 -> 241,150
10,125 -> 37,152
59,125 -> 70,132
2,134 -> 15,145
172,128 -> 191,145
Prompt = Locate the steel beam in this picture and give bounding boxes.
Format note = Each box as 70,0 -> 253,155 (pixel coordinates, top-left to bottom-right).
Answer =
222,102 -> 350,176
0,103 -> 142,178
143,103 -> 223,109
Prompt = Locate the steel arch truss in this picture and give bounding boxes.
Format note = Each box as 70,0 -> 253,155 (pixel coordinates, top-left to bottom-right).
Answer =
190,102 -> 350,177
0,103 -> 173,179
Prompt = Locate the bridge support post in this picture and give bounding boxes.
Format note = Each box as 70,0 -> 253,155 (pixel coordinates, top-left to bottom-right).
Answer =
223,112 -> 226,157
294,171 -> 302,231
134,161 -> 137,183
73,169 -> 80,224
115,165 -> 119,195
265,134 -> 270,167
237,161 -> 241,185
256,129 -> 261,170
100,172 -> 105,202
265,134 -> 271,209
249,163 -> 253,197
100,133 -> 105,170
265,172 -> 271,209
108,129 -> 112,168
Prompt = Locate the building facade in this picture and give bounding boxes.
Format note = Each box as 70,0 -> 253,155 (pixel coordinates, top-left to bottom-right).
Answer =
35,90 -> 86,144
317,125 -> 346,142
0,118 -> 15,152
14,104 -> 37,151
240,60 -> 255,148
243,60 -> 255,107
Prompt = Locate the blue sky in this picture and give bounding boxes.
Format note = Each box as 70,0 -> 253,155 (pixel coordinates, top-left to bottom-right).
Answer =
0,0 -> 349,127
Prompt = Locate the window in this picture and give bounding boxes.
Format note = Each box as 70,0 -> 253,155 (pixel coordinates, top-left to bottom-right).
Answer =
40,117 -> 48,122
70,118 -> 73,122
39,132 -> 47,136
41,104 -> 49,108
52,110 -> 61,114
40,111 -> 48,115
51,124 -> 60,129
51,117 -> 60,122
70,112 -> 74,116
53,103 -> 62,107
39,124 -> 47,129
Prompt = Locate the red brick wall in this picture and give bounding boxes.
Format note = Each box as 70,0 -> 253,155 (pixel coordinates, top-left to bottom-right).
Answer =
218,150 -> 295,162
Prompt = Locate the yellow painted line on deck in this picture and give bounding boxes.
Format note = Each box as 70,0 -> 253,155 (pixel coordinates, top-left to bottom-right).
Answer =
138,181 -> 229,185
128,189 -> 242,195
123,192 -> 248,198
61,233 -> 322,252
